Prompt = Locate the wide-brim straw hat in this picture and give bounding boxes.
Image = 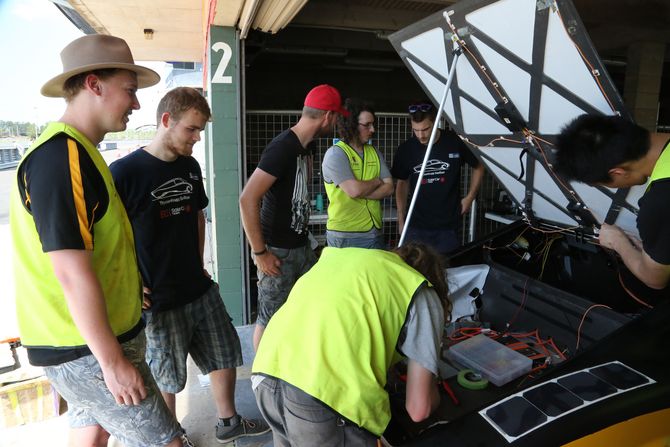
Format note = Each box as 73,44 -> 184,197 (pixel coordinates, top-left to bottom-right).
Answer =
41,34 -> 160,98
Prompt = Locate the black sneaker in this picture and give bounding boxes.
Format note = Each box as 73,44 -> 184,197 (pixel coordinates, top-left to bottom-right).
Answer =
215,415 -> 270,444
179,427 -> 196,447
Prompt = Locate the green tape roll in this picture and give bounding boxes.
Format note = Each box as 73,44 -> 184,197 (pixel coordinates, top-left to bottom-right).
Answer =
457,369 -> 489,390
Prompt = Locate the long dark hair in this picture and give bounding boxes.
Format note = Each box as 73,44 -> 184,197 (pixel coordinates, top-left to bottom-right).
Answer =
337,98 -> 375,145
393,242 -> 452,323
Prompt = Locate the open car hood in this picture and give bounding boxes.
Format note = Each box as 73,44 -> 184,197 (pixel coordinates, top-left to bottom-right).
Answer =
389,0 -> 643,237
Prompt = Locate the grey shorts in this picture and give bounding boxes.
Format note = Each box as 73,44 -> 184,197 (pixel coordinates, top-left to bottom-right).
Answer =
44,332 -> 181,447
144,283 -> 243,394
326,230 -> 385,249
253,375 -> 377,447
255,244 -> 316,327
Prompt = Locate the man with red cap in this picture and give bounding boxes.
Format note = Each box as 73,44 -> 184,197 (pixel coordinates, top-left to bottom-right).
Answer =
240,84 -> 348,350
10,34 -> 184,446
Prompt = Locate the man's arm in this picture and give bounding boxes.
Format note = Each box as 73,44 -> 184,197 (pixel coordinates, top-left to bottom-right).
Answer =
395,179 -> 409,234
323,145 -> 386,199
338,177 -> 385,198
197,210 -> 212,279
239,168 -> 282,277
198,210 -> 206,264
365,151 -> 394,200
364,177 -> 394,200
48,249 -> 146,406
599,223 -> 670,289
461,164 -> 485,215
400,286 -> 444,421
405,359 -> 440,422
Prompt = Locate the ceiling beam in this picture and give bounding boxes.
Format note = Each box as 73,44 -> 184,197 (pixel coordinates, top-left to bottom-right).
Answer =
292,1 -> 444,31
213,0 -> 245,27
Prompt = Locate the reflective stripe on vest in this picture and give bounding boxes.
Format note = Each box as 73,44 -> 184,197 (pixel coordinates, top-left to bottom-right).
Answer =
10,122 -> 142,348
252,247 -> 427,436
324,141 -> 382,232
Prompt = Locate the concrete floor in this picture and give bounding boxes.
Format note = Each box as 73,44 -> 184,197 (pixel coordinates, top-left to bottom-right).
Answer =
0,325 -> 273,447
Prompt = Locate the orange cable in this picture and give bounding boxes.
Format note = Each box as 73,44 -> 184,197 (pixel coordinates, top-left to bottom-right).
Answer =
575,304 -> 612,351
617,270 -> 653,309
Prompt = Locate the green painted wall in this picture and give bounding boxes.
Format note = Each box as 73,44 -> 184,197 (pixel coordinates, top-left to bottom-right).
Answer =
206,26 -> 246,324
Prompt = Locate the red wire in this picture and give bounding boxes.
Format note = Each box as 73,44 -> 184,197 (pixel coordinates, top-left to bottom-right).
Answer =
506,277 -> 530,330
617,270 -> 653,309
575,304 -> 612,351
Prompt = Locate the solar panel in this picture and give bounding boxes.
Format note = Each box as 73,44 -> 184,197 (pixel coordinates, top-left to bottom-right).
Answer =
557,371 -> 618,401
485,396 -> 547,437
478,361 -> 655,443
389,0 -> 643,236
522,382 -> 583,417
589,362 -> 650,390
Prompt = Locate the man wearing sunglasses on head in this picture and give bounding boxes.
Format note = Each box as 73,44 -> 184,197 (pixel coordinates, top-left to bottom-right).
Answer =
392,101 -> 485,255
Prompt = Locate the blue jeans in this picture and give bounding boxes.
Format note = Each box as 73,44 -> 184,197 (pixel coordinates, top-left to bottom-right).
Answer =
253,376 -> 377,447
404,227 -> 460,255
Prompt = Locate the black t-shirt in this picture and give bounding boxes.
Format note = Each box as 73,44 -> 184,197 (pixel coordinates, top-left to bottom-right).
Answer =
257,129 -> 313,248
17,133 -> 109,252
110,149 -> 212,313
637,178 -> 670,264
391,130 -> 479,230
17,133 -> 145,366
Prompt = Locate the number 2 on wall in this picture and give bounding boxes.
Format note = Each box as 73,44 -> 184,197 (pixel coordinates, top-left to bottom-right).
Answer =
212,42 -> 233,84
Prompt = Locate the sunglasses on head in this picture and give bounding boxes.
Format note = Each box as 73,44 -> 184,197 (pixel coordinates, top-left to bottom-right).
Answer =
408,103 -> 433,113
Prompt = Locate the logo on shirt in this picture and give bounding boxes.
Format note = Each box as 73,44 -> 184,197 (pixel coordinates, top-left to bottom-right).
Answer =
159,204 -> 192,219
151,178 -> 193,201
413,159 -> 450,174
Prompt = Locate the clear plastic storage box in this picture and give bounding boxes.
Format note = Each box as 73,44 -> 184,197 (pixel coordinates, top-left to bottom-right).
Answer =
447,334 -> 532,386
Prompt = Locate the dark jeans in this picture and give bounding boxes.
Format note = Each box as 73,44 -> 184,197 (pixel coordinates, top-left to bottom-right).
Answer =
253,376 -> 377,447
404,227 -> 460,255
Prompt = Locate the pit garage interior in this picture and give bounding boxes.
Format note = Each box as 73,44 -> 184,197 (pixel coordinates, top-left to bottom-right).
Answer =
56,0 -> 670,324
3,1 -> 668,445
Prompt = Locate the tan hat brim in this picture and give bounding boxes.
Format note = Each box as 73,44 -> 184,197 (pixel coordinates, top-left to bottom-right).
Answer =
41,62 -> 160,98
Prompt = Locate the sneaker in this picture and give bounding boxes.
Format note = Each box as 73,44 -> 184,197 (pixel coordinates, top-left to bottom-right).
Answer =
215,415 -> 270,444
179,426 -> 196,447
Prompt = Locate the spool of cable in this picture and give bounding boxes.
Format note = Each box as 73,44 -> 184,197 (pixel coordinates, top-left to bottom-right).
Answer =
457,369 -> 489,390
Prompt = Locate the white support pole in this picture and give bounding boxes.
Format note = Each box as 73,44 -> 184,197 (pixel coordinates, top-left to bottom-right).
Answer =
468,198 -> 477,243
399,44 -> 462,247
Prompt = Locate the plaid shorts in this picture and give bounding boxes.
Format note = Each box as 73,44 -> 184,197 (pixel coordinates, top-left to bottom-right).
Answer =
255,244 -> 316,327
44,332 -> 181,447
144,283 -> 243,394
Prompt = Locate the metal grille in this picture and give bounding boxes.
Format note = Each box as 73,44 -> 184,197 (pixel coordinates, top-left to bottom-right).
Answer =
245,110 -> 505,247
0,147 -> 22,170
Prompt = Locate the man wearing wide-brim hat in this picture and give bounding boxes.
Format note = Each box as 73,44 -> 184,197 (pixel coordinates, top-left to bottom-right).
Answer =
10,34 -> 184,447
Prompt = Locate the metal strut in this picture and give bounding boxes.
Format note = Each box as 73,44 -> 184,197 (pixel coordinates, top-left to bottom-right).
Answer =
399,37 -> 463,247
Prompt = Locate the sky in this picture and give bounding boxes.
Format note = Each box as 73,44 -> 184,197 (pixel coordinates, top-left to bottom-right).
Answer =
0,0 -> 168,129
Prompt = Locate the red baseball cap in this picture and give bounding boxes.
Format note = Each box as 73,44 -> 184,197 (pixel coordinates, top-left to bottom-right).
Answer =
304,84 -> 350,116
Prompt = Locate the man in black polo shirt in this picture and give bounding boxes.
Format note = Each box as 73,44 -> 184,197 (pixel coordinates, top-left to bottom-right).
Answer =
392,101 -> 484,255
